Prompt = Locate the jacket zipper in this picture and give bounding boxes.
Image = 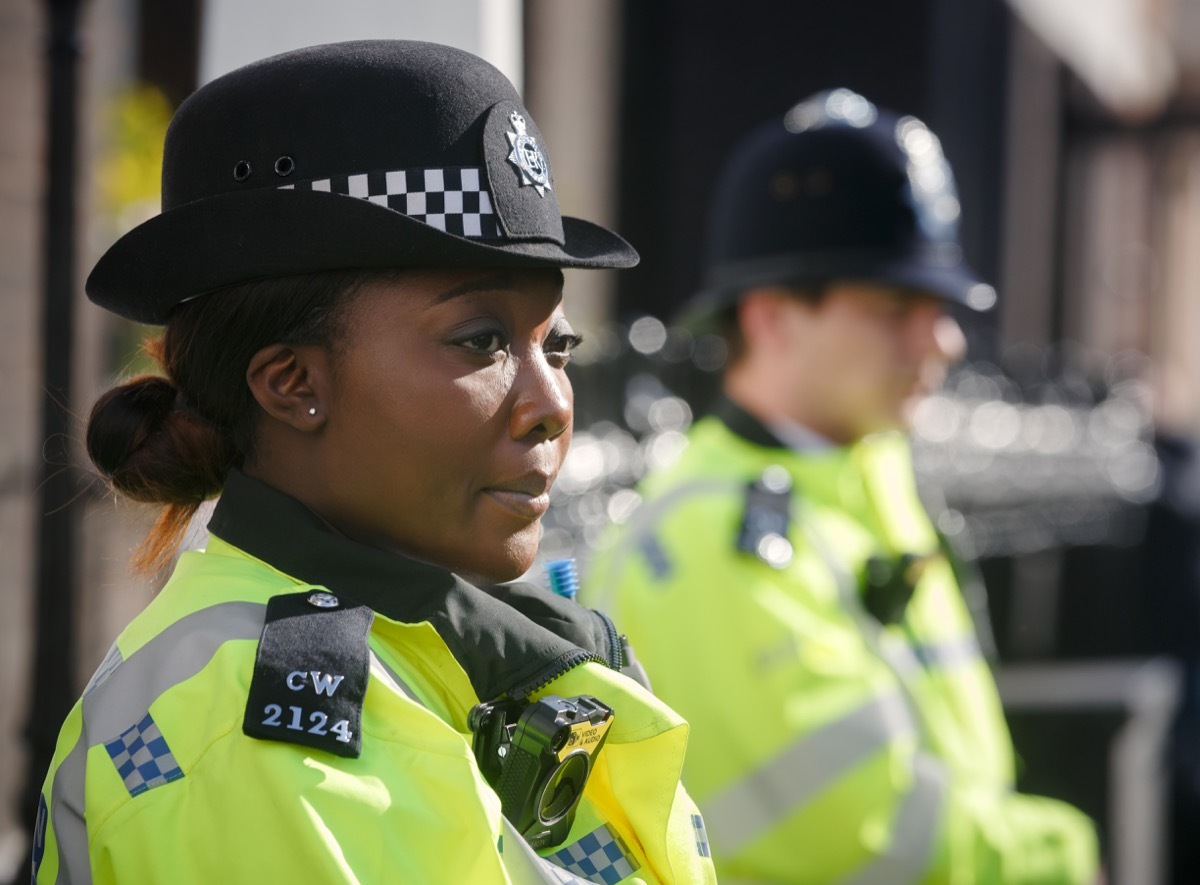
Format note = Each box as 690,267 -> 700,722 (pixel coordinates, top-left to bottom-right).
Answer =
593,608 -> 625,671
505,611 -> 626,699
506,648 -> 605,700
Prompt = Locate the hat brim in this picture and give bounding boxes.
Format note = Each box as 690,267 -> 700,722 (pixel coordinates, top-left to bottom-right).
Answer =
87,188 -> 638,324
677,252 -> 994,331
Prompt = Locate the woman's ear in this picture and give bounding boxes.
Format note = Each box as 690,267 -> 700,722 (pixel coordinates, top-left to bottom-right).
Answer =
245,343 -> 328,430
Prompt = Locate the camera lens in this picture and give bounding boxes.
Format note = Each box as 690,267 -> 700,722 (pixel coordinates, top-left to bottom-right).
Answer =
536,751 -> 591,825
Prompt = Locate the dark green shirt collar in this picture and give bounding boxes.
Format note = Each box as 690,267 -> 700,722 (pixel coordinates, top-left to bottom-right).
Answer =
714,395 -> 844,453
712,394 -> 790,449
208,469 -> 615,701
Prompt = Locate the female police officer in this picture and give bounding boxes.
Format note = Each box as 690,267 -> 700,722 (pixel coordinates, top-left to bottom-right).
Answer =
32,41 -> 716,884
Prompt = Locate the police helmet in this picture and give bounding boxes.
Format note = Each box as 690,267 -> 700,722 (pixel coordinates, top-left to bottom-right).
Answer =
680,89 -> 995,328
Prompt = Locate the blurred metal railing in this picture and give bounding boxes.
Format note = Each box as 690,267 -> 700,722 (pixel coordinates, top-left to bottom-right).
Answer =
996,658 -> 1182,885
543,317 -> 1159,573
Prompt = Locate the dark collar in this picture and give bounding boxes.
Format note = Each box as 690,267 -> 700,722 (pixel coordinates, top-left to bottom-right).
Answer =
711,394 -> 790,449
208,470 -> 614,701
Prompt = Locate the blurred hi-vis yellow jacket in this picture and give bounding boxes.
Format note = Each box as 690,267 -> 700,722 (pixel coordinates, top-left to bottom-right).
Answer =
583,405 -> 1099,885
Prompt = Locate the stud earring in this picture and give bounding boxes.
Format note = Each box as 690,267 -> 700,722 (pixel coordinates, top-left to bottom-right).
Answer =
308,407 -> 317,416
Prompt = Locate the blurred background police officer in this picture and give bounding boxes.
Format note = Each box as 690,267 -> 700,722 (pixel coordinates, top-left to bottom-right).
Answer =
583,90 -> 1101,884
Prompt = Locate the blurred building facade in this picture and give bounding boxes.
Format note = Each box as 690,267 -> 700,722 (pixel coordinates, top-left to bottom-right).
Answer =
0,0 -> 160,876
0,1 -> 46,872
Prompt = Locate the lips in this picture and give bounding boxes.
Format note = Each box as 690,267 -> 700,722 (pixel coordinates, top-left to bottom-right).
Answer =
482,473 -> 554,520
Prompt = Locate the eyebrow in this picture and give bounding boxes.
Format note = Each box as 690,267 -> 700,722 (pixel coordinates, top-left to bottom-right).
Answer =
432,269 -> 566,304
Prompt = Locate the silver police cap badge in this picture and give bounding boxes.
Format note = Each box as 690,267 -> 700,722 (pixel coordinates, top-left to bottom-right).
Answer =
506,112 -> 552,196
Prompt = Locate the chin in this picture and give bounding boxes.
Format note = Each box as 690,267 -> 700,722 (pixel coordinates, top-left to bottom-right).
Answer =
461,562 -> 533,588
463,527 -> 541,586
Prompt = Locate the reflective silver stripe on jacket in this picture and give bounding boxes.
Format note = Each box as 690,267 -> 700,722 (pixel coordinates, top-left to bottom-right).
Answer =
367,651 -> 422,704
911,635 -> 983,671
700,690 -> 918,856
48,601 -> 267,885
587,478 -> 741,614
799,519 -> 944,751
707,754 -> 946,885
799,518 -> 984,673
840,752 -> 947,885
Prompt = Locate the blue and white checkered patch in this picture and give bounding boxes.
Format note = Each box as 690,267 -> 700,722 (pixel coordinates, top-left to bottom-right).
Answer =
691,813 -> 710,858
104,712 -> 184,797
283,166 -> 502,239
547,824 -> 639,885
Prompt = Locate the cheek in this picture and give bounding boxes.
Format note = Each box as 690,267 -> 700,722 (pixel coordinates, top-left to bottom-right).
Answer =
825,326 -> 900,403
454,371 -> 515,424
331,358 -> 472,475
360,352 -> 510,432
392,376 -> 505,472
809,318 -> 875,381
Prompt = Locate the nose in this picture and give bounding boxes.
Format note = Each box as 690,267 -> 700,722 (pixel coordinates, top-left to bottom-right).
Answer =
509,351 -> 573,441
933,312 -> 967,363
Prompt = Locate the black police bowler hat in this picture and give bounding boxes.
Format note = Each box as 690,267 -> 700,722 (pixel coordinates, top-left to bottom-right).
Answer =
680,89 -> 995,328
86,40 -> 638,325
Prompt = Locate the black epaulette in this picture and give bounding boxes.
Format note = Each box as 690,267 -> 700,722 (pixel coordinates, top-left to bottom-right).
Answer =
243,589 -> 374,758
736,465 -> 795,569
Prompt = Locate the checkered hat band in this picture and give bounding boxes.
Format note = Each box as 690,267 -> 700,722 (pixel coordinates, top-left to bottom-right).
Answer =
281,166 -> 502,239
546,824 -> 640,885
104,712 -> 185,797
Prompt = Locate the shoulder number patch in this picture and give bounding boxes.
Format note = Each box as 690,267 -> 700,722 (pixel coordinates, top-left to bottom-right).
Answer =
243,591 -> 374,758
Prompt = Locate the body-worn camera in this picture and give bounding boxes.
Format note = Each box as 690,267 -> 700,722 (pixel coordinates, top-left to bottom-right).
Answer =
860,552 -> 933,625
469,694 -> 614,849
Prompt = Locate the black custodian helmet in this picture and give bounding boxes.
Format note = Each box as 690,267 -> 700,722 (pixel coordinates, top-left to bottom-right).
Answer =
680,89 -> 995,327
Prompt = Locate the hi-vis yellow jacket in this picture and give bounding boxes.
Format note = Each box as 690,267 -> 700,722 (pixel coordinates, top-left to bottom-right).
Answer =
583,402 -> 1099,885
34,471 -> 717,885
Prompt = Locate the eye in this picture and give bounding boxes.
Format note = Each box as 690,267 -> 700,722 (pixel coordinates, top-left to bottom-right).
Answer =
874,297 -> 911,322
458,330 -> 508,355
544,331 -> 584,367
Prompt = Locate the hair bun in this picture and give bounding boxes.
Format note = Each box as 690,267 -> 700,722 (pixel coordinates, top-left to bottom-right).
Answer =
87,375 -> 233,504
